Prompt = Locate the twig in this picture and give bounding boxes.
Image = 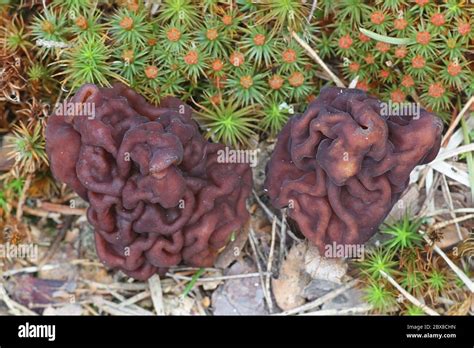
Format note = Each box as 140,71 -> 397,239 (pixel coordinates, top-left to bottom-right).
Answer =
21,205 -> 60,219
421,232 -> 474,293
252,190 -> 301,242
424,208 -> 474,217
169,266 -> 220,272
1,259 -> 104,277
299,304 -> 373,316
92,296 -> 154,316
249,230 -> 267,263
441,96 -> 474,147
380,270 -> 439,316
307,0 -> 318,22
15,173 -> 32,221
248,227 -> 273,311
37,201 -> 86,215
148,274 -> 165,315
348,75 -> 359,88
278,279 -> 358,315
84,303 -> 99,316
38,215 -> 74,265
118,291 -> 150,308
440,175 -> 462,240
430,214 -> 474,231
291,31 -> 345,88
417,173 -> 441,218
265,216 -> 277,313
83,280 -> 148,291
460,116 -> 474,202
165,271 -> 271,282
279,209 -> 287,269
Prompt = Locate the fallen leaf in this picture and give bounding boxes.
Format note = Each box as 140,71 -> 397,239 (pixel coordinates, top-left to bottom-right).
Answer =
272,243 -> 309,311
212,259 -> 267,315
5,275 -> 68,311
303,279 -> 339,301
321,288 -> 365,311
436,226 -> 469,250
304,243 -> 347,283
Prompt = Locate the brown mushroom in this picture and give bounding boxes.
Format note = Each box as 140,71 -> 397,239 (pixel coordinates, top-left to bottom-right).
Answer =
264,87 -> 442,255
46,83 -> 252,280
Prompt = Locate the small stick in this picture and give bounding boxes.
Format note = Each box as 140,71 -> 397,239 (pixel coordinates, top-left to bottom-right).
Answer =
83,280 -> 148,291
252,190 -> 301,242
265,217 -> 277,313
249,229 -> 267,263
430,214 -> 474,231
21,205 -> 60,219
38,202 -> 86,215
92,296 -> 154,316
291,31 -> 346,88
299,304 -> 373,316
148,274 -> 165,315
278,279 -> 358,315
440,175 -> 462,240
248,227 -> 273,312
1,259 -> 104,277
38,215 -> 74,265
165,271 -> 271,283
380,270 -> 439,316
442,96 -> 474,147
348,76 -> 359,89
307,0 -> 318,22
421,233 -> 474,293
424,208 -> 474,217
279,209 -> 287,269
15,173 -> 32,221
84,303 -> 99,316
118,291 -> 150,308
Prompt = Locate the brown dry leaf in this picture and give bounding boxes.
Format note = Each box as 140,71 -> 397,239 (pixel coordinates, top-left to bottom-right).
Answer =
304,243 -> 347,283
434,190 -> 469,218
212,259 -> 267,315
272,243 -> 310,311
435,226 -> 469,250
5,275 -> 70,311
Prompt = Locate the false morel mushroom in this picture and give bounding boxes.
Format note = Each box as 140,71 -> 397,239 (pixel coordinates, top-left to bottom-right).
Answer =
46,83 -> 252,280
265,87 -> 443,255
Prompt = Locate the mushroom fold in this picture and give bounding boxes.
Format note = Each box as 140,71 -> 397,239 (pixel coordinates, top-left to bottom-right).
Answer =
265,87 -> 443,254
46,83 -> 252,280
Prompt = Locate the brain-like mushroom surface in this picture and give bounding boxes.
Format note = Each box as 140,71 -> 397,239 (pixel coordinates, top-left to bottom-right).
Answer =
46,83 -> 252,280
265,87 -> 442,254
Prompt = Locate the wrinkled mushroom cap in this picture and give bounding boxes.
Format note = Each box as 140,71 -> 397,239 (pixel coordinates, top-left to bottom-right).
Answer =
265,87 -> 442,253
46,83 -> 252,280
